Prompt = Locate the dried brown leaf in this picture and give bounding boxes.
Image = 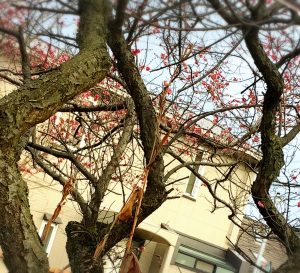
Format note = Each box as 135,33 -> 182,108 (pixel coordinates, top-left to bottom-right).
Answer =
41,177 -> 74,242
120,252 -> 142,273
93,239 -> 105,259
118,187 -> 141,221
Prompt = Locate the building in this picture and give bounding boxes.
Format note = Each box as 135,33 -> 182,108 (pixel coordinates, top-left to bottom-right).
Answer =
236,217 -> 288,273
0,147 -> 256,273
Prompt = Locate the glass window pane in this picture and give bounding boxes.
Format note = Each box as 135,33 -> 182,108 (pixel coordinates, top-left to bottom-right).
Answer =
195,260 -> 214,273
215,267 -> 235,273
42,225 -> 54,251
176,252 -> 196,268
186,152 -> 203,194
191,177 -> 201,197
179,246 -> 227,267
178,246 -> 236,272
186,176 -> 195,194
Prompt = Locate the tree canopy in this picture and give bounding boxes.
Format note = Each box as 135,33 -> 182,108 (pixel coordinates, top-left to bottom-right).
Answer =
0,0 -> 300,273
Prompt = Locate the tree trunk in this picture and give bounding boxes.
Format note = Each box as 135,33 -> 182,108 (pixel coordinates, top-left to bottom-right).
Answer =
0,147 -> 49,273
244,27 -> 300,253
0,0 -> 111,272
66,221 -> 104,273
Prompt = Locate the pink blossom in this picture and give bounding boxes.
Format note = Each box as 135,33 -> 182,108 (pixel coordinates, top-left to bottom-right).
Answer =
166,88 -> 172,94
131,48 -> 141,55
258,201 -> 265,208
253,135 -> 260,143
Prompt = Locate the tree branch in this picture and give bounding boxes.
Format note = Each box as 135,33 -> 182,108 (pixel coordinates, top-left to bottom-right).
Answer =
243,21 -> 299,253
0,0 -> 111,145
26,147 -> 91,218
281,123 -> 300,147
87,100 -> 135,226
59,101 -> 127,112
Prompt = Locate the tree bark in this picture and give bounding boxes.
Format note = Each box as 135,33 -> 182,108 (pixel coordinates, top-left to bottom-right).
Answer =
66,221 -> 104,273
0,147 -> 49,273
244,27 -> 300,253
206,1 -> 300,270
0,0 -> 111,272
65,6 -> 167,272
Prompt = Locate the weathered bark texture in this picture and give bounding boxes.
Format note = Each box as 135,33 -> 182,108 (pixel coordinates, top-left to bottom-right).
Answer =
0,149 -> 49,273
65,103 -> 135,273
107,12 -> 166,208
244,27 -> 300,252
207,0 -> 300,270
107,1 -> 167,243
66,222 -> 105,273
0,0 -> 111,272
65,4 -> 167,272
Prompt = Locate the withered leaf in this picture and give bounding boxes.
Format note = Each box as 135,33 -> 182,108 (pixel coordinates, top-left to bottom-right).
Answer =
118,187 -> 141,221
120,252 -> 142,273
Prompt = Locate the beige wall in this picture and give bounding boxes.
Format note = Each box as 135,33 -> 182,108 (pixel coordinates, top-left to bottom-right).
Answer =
0,170 -> 81,271
0,259 -> 7,273
149,152 -> 253,272
28,172 -> 82,269
140,241 -> 158,273
0,56 -> 20,97
100,152 -> 253,249
98,150 -> 254,273
0,79 -> 15,97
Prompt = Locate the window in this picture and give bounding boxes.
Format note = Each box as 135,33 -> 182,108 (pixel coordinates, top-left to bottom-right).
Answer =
252,252 -> 272,273
175,245 -> 236,273
195,260 -> 215,273
176,252 -> 197,268
215,268 -> 237,273
185,152 -> 204,197
38,220 -> 58,255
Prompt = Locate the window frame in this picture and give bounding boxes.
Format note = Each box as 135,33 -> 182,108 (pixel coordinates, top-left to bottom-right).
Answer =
38,220 -> 58,256
175,250 -> 216,273
175,245 -> 236,273
185,152 -> 205,198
